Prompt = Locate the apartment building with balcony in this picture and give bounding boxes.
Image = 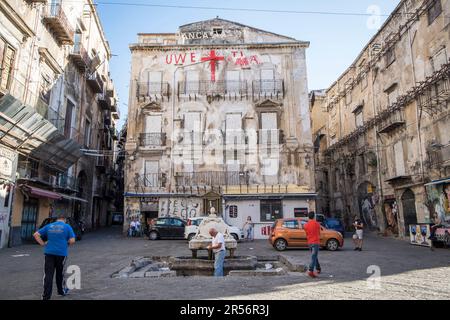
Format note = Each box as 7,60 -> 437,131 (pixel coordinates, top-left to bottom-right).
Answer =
310,0 -> 450,237
0,0 -> 119,248
125,18 -> 315,239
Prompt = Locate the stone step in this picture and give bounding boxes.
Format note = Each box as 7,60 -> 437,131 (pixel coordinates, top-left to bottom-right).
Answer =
228,268 -> 287,277
145,270 -> 177,278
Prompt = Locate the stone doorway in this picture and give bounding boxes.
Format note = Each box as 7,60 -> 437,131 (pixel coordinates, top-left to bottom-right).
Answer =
401,189 -> 417,236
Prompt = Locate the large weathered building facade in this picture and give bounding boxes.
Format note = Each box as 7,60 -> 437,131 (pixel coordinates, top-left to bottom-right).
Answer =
311,0 -> 450,237
0,0 -> 120,248
125,18 -> 315,239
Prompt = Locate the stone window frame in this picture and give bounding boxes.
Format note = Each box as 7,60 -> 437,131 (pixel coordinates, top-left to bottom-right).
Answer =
427,0 -> 442,26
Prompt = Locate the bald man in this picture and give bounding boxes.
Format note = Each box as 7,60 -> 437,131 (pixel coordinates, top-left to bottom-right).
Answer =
207,228 -> 226,277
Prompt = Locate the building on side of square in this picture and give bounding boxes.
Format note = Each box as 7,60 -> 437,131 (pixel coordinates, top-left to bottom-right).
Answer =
125,18 -> 316,239
310,0 -> 450,237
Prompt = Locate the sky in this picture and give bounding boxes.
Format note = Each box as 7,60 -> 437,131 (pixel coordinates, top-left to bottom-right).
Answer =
96,0 -> 401,129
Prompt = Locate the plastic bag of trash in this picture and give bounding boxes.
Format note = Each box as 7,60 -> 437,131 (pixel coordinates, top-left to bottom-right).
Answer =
265,264 -> 273,270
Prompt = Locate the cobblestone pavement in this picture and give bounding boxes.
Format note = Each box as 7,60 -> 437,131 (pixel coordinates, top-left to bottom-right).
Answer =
0,227 -> 449,300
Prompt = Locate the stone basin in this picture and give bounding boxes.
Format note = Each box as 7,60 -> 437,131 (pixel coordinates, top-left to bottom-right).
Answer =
169,256 -> 258,277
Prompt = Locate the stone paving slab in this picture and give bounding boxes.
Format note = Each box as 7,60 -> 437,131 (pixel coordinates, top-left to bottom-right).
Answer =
1,227 -> 449,300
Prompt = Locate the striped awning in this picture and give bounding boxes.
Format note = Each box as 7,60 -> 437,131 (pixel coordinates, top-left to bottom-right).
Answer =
0,94 -> 83,170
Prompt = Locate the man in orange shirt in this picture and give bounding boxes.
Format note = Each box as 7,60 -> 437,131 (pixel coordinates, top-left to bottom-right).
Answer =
303,211 -> 322,278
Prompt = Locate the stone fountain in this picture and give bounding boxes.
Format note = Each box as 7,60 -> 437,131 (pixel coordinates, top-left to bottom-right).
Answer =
188,207 -> 238,259
112,208 -> 306,277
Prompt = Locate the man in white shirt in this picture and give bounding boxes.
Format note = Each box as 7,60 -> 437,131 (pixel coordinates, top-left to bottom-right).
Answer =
129,219 -> 137,237
207,228 -> 226,277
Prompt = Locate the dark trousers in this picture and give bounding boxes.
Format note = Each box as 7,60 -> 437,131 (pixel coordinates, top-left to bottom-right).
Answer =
43,254 -> 66,300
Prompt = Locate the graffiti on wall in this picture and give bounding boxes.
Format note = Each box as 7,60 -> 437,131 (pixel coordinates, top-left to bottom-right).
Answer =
383,200 -> 399,236
160,198 -> 202,220
426,182 -> 450,225
126,207 -> 142,223
361,196 -> 378,229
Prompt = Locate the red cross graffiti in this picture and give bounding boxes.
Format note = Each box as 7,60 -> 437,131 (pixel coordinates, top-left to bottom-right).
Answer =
201,50 -> 224,82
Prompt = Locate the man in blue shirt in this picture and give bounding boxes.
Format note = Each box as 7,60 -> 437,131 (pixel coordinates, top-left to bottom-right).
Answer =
34,214 -> 76,300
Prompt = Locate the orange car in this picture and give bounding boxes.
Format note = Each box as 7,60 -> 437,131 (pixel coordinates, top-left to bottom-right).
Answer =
269,218 -> 344,251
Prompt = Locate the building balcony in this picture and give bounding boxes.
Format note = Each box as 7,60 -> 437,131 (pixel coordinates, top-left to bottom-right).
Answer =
429,144 -> 450,168
377,109 -> 406,134
252,80 -> 285,101
112,109 -> 120,120
174,171 -> 248,188
87,72 -> 104,94
139,133 -> 167,147
178,81 -> 249,98
42,4 -> 74,45
54,174 -> 78,191
137,173 -> 168,189
137,82 -> 170,100
69,43 -> 91,72
97,93 -> 112,110
257,129 -> 285,145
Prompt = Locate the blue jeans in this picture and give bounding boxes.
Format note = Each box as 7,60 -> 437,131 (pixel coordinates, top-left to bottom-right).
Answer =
309,244 -> 321,272
214,250 -> 226,277
246,227 -> 253,240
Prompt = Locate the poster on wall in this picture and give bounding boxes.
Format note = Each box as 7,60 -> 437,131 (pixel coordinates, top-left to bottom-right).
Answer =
426,181 -> 450,225
409,224 -> 432,247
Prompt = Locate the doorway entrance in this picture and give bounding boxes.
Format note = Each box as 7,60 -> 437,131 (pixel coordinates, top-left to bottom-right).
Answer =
401,189 -> 417,236
21,198 -> 39,242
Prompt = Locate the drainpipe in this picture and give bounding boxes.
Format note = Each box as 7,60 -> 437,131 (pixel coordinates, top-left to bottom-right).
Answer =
405,6 -> 426,231
405,6 -> 425,181
23,3 -> 41,105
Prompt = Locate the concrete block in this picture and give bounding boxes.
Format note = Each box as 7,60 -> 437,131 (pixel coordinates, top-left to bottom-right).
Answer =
228,268 -> 287,277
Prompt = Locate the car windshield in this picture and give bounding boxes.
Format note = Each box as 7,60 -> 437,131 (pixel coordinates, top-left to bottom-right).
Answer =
193,219 -> 203,226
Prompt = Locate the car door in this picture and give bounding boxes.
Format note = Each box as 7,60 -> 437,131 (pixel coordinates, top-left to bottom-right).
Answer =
172,219 -> 186,239
284,220 -> 304,247
156,218 -> 170,238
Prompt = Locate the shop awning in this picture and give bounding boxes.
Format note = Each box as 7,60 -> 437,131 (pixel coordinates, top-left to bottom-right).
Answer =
0,94 -> 83,170
425,178 -> 450,187
57,193 -> 88,203
20,185 -> 62,200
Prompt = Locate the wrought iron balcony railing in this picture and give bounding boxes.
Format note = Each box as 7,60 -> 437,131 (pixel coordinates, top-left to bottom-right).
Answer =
175,171 -> 248,187
42,4 -> 74,45
252,80 -> 285,100
69,43 -> 91,72
178,80 -> 249,97
137,82 -> 170,98
138,173 -> 167,188
139,133 -> 167,147
87,72 -> 104,94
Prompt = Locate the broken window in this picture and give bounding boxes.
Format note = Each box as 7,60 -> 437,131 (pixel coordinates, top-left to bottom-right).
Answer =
385,46 -> 396,68
0,38 -> 16,92
431,47 -> 447,72
427,0 -> 442,25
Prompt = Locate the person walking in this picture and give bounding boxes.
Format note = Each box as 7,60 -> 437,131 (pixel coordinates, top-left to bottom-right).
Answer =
353,216 -> 364,251
33,214 -> 76,300
207,228 -> 226,277
243,216 -> 254,242
304,211 -> 322,278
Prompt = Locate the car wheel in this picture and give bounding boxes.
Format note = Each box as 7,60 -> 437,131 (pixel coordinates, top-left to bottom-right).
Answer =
326,239 -> 339,251
187,233 -> 196,241
149,231 -> 159,241
274,239 -> 287,251
231,233 -> 239,241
